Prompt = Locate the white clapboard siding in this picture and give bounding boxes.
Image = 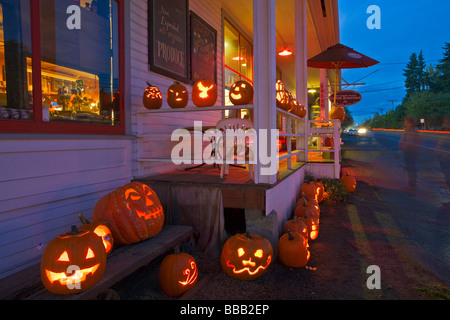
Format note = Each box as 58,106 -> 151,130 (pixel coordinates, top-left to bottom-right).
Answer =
0,137 -> 132,278
130,0 -> 224,178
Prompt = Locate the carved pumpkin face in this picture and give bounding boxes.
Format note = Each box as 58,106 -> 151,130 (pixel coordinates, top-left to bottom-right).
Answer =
143,82 -> 163,109
229,80 -> 254,105
277,231 -> 310,268
221,232 -> 273,281
167,82 -> 189,108
40,226 -> 106,295
159,253 -> 198,297
92,182 -> 165,245
192,80 -> 217,107
275,80 -> 290,110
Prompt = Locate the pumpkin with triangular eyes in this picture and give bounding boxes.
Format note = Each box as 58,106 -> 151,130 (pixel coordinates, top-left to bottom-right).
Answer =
167,81 -> 189,108
92,182 -> 165,245
229,80 -> 254,105
40,226 -> 107,295
220,232 -> 273,281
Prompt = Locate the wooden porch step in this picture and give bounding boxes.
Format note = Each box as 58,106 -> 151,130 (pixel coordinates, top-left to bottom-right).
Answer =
0,225 -> 194,300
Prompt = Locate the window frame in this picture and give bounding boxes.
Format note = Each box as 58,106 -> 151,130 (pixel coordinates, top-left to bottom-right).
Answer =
0,0 -> 125,135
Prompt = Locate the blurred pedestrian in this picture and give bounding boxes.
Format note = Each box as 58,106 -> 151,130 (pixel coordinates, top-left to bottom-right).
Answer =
399,115 -> 419,189
435,114 -> 450,190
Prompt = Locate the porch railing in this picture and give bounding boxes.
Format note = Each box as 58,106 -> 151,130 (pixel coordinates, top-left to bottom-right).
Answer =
135,105 -> 341,181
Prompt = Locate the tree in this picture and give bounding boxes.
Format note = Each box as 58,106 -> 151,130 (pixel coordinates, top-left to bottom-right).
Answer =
432,42 -> 450,93
403,53 -> 421,97
417,51 -> 427,91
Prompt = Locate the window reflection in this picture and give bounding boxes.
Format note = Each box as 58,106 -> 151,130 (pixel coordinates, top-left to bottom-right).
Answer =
40,0 -> 120,125
0,0 -> 33,121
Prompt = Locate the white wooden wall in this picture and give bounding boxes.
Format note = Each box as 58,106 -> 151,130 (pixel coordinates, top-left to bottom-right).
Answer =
0,137 -> 132,279
130,0 -> 224,178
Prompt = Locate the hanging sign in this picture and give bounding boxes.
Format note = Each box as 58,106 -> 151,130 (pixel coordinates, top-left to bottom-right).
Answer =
329,90 -> 362,106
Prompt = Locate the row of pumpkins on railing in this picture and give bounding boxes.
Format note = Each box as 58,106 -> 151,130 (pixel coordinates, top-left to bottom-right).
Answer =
143,79 -> 253,109
142,79 -> 311,119
39,177 -> 349,297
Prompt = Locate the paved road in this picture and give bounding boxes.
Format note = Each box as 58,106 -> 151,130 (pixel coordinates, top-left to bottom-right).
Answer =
341,130 -> 450,286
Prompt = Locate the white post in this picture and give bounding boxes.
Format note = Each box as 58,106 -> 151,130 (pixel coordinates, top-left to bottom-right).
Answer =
253,0 -> 277,185
295,0 -> 308,162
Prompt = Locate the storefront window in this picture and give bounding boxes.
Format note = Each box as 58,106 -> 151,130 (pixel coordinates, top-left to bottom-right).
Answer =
0,0 -> 123,134
0,0 -> 34,121
40,0 -> 120,126
224,18 -> 253,118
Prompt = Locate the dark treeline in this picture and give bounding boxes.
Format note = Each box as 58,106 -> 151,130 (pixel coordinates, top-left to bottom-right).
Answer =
364,42 -> 450,130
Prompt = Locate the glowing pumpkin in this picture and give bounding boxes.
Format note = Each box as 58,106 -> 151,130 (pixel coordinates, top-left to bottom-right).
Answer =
220,232 -> 272,281
159,252 -> 198,297
92,182 -> 165,245
277,230 -> 310,268
192,80 -> 217,107
295,194 -> 320,241
78,213 -> 114,255
229,80 -> 254,105
341,172 -> 357,193
167,81 -> 189,108
275,80 -> 290,110
143,82 -> 163,109
291,100 -> 306,118
330,105 -> 346,122
315,181 -> 324,203
300,181 -> 319,201
282,216 -> 309,241
40,226 -> 107,295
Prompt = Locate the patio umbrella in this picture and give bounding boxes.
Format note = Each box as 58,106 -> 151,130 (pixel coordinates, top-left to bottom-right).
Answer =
307,43 -> 379,105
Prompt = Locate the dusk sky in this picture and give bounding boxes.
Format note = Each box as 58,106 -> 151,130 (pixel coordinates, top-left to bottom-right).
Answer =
338,0 -> 450,125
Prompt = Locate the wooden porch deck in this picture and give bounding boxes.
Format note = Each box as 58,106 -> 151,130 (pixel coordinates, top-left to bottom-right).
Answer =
138,158 -> 306,212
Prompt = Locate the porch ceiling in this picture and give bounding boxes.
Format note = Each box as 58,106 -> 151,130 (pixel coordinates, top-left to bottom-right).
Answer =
220,0 -> 340,94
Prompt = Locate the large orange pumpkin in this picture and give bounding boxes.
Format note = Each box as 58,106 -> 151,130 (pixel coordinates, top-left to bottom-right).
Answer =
41,226 -> 107,295
277,230 -> 310,268
192,80 -> 217,107
92,182 -> 165,245
220,232 -> 272,281
159,252 -> 198,297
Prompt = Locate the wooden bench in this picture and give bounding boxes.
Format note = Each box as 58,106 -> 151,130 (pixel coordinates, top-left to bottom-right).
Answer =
0,224 -> 194,300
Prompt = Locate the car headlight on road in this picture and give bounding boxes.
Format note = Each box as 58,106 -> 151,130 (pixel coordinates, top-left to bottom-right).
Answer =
357,128 -> 367,134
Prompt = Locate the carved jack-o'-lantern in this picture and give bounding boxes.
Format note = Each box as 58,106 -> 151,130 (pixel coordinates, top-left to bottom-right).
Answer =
220,232 -> 273,281
275,80 -> 290,110
277,230 -> 310,268
78,213 -> 114,255
229,80 -> 254,105
92,182 -> 165,245
40,226 -> 107,295
159,252 -> 198,297
192,80 -> 217,107
167,81 -> 189,108
143,82 -> 163,109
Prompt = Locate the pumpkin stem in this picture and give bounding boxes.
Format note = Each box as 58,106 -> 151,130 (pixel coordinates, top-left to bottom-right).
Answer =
287,229 -> 294,241
146,81 -> 152,86
246,230 -> 252,239
78,212 -> 90,224
70,225 -> 81,235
